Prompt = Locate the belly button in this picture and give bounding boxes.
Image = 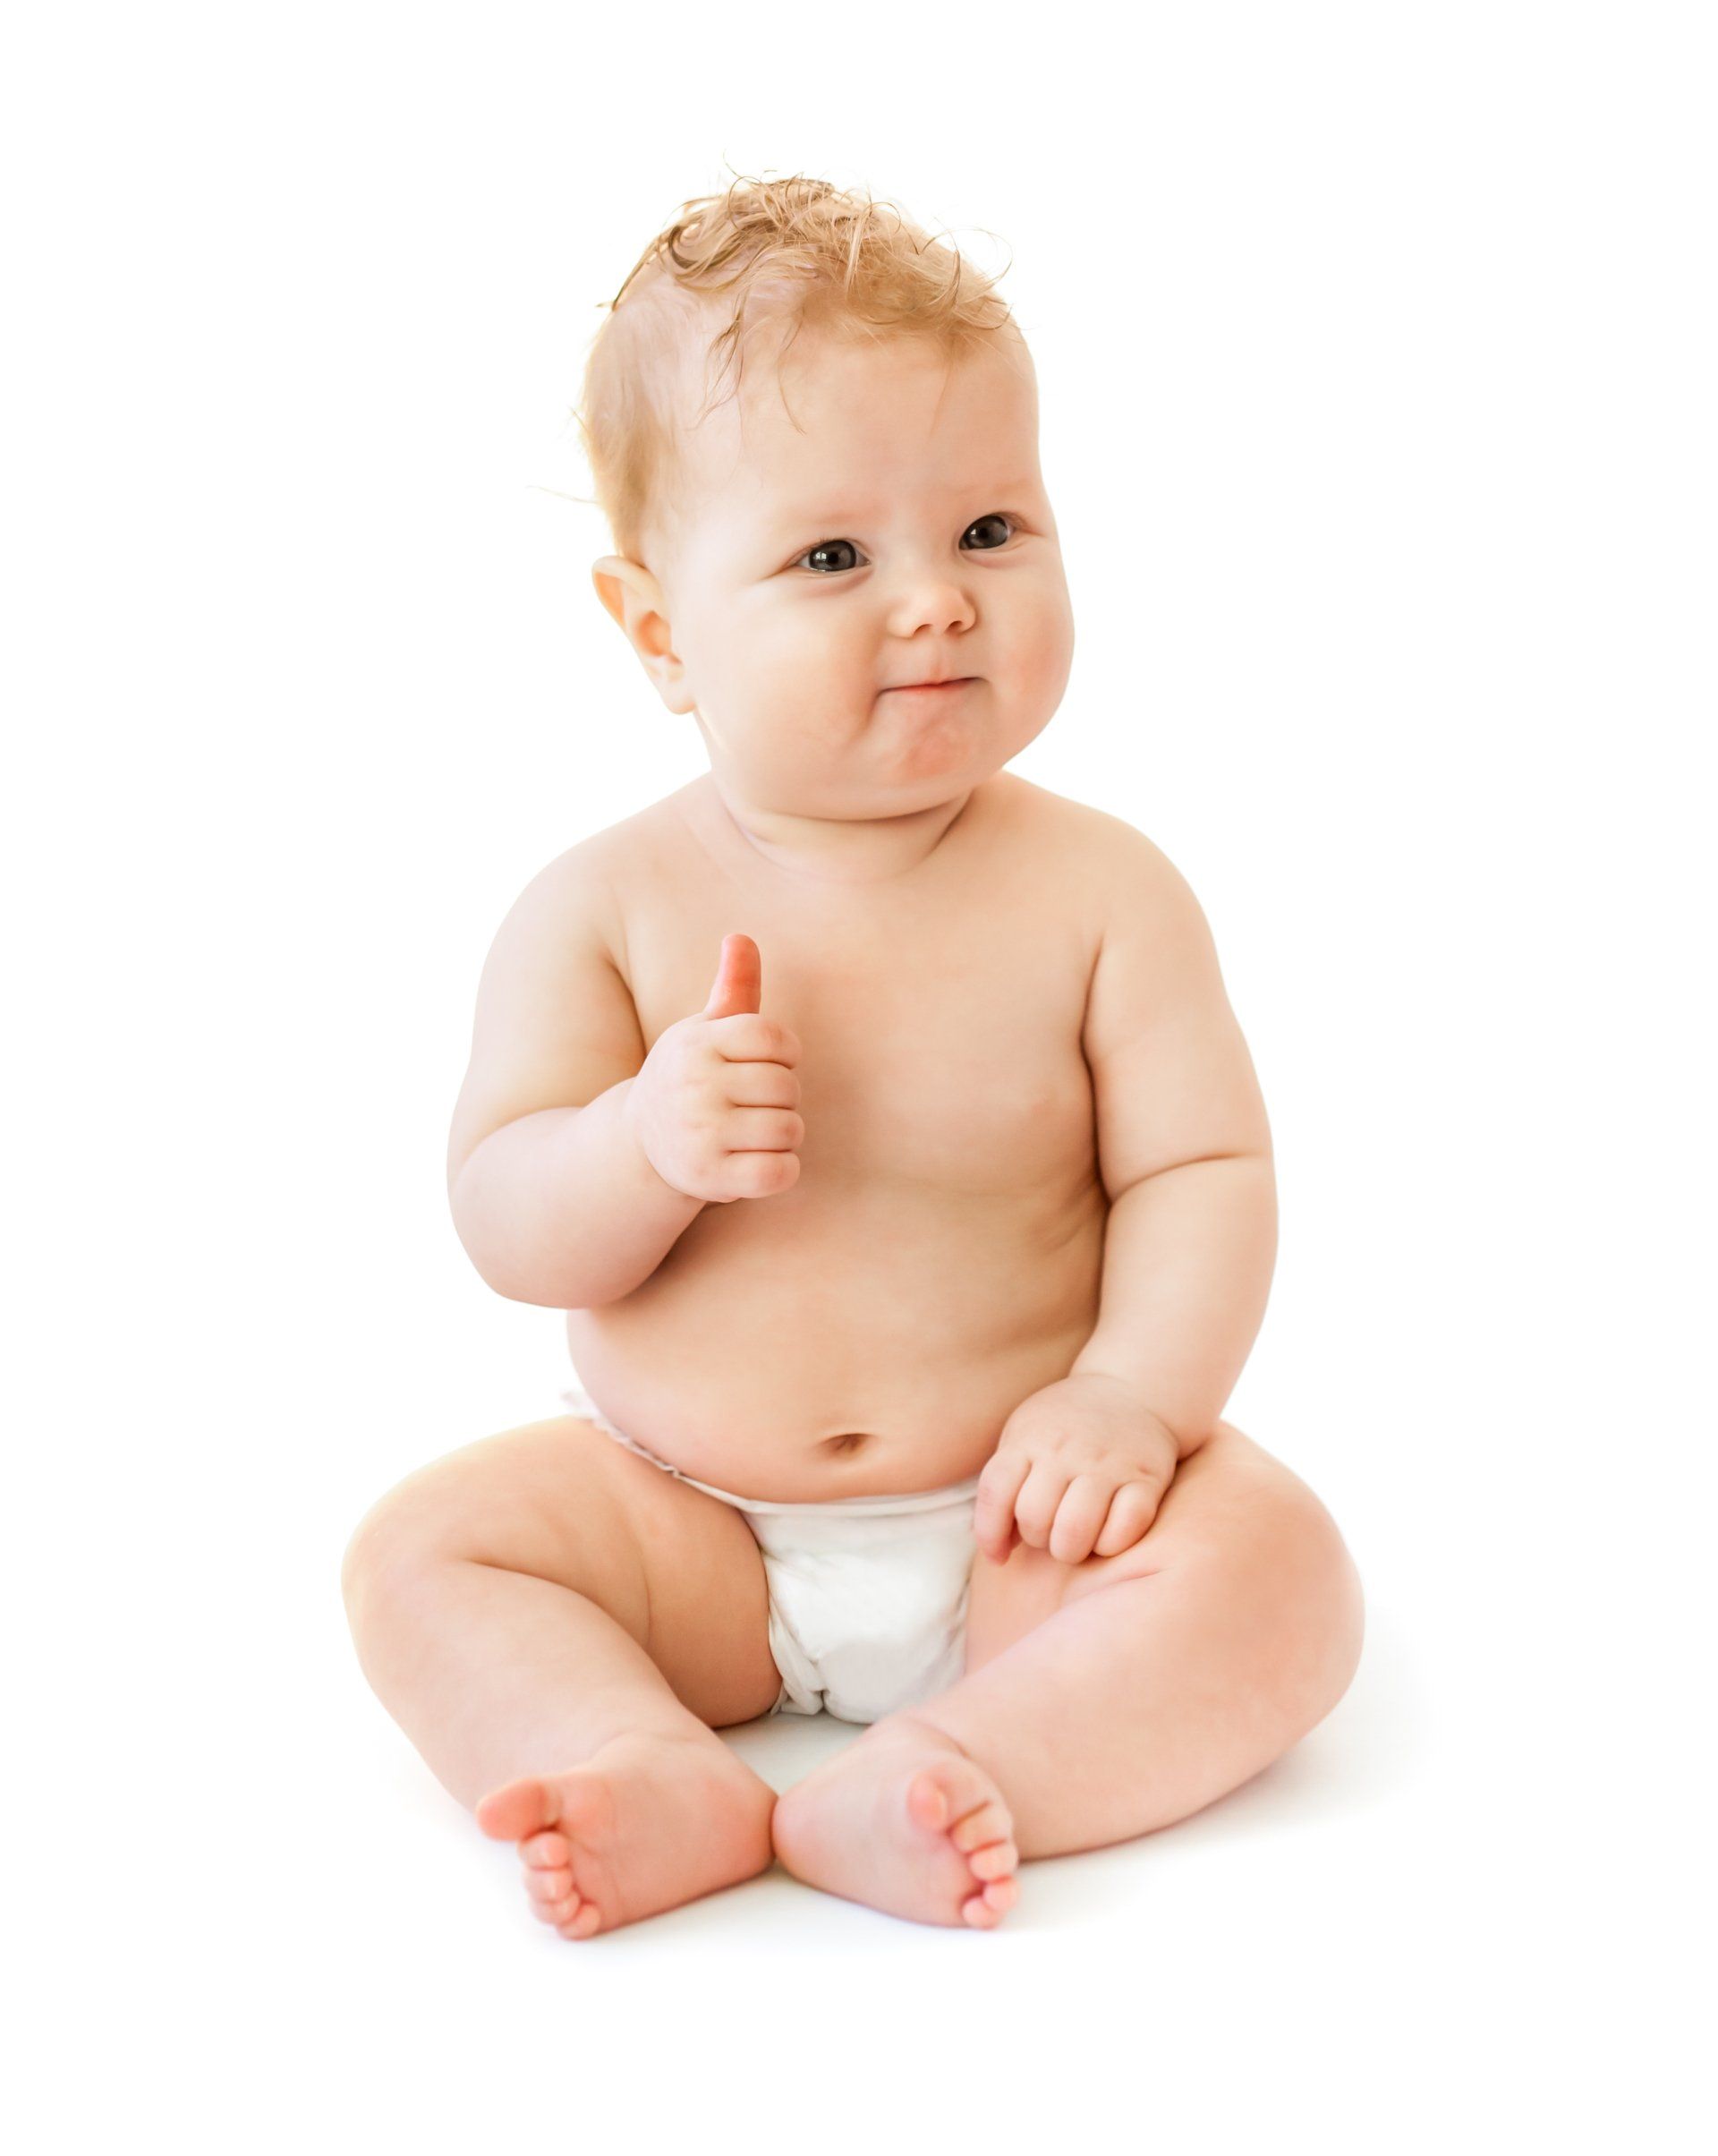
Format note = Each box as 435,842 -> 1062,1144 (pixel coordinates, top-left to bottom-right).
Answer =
822,1432 -> 871,1454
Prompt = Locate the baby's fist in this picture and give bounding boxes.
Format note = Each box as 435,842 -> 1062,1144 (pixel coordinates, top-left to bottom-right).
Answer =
625,932 -> 804,1206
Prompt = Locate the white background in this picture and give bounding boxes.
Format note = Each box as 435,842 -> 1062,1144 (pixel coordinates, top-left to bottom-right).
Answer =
6,3 -> 1713,2149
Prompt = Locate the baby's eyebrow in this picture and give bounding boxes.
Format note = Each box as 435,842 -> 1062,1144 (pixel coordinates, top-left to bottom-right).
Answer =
769,480 -> 1038,528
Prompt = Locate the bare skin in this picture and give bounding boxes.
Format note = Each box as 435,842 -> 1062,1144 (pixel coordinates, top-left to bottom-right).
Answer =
343,322 -> 1360,1938
557,770 -> 1113,1503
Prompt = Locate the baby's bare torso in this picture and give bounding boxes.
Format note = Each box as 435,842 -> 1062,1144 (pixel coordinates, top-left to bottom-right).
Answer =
567,772 -> 1110,1502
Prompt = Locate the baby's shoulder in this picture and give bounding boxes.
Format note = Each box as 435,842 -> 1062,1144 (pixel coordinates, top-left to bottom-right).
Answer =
991,775 -> 1185,894
483,804 -> 661,976
506,781 -> 696,905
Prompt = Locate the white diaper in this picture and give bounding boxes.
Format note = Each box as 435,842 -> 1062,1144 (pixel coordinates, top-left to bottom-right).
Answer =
559,1381 -> 982,1726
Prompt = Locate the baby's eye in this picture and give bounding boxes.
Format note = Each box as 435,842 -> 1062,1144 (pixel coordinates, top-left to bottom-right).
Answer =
963,512 -> 1016,551
795,538 -> 865,575
790,513 -> 1021,576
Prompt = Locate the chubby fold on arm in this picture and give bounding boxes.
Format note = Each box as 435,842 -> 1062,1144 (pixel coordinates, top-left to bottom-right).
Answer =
446,847 -> 703,1309
1068,822 -> 1278,1457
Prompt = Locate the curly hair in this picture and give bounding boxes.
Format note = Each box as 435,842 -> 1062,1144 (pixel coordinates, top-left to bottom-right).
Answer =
574,170 -> 1019,567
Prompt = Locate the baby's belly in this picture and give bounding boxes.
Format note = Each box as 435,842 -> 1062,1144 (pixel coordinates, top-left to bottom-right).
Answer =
563,1180 -> 1108,1502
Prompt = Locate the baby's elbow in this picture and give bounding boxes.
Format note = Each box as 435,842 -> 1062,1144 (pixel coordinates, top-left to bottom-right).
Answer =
458,1231 -> 617,1311
462,1240 -> 580,1309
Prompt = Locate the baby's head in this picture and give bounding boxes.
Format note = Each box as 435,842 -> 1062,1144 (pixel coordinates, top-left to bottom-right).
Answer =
578,175 -> 1075,840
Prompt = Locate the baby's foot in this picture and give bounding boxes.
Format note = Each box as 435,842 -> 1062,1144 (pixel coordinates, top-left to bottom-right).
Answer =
770,1717 -> 1020,1929
474,1728 -> 776,1939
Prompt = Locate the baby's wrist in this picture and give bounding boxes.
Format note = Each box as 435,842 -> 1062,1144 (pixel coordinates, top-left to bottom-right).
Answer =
617,1081 -> 702,1210
1067,1365 -> 1193,1456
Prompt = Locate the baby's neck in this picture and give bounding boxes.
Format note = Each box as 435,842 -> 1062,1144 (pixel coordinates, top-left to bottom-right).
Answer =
698,775 -> 978,884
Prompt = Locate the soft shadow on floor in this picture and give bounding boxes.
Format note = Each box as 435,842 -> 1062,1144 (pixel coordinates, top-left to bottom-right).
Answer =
712,1605 -> 1421,1931
362,1606 -> 1419,1943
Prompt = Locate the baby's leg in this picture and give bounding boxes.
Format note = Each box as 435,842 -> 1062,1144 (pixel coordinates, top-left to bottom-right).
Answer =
772,1427 -> 1362,1923
342,1414 -> 784,1937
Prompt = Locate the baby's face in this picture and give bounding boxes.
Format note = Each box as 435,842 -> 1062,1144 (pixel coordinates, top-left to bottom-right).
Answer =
600,327 -> 1075,825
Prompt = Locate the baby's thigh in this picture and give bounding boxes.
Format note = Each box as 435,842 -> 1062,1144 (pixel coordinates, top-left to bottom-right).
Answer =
343,1415 -> 779,1727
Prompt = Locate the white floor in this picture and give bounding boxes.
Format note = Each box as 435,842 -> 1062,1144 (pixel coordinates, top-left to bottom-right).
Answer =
31,1566 -> 1691,2154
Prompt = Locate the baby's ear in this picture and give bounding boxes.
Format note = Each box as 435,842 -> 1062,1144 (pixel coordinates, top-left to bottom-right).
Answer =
591,557 -> 694,713
591,554 -> 650,629
591,551 -> 668,634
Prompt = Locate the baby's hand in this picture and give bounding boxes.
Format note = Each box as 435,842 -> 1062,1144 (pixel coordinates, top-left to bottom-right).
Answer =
974,1374 -> 1179,1566
624,933 -> 804,1205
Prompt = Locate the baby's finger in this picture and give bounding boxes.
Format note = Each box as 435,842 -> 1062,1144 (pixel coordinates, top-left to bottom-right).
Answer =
712,1013 -> 801,1068
1047,1474 -> 1116,1566
723,1106 -> 803,1153
1011,1461 -> 1072,1553
724,1062 -> 801,1111
703,933 -> 761,1020
1092,1480 -> 1164,1558
973,1451 -> 1032,1562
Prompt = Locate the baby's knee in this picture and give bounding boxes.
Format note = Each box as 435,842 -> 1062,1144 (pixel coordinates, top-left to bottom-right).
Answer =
339,1470 -> 455,1630
1254,1477 -> 1365,1716
1182,1450 -> 1365,1716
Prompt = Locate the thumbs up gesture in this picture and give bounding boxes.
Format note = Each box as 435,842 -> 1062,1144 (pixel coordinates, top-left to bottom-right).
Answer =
623,933 -> 804,1204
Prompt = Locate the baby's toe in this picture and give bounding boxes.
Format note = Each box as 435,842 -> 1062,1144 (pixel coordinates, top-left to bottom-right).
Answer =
530,1879 -> 591,1931
531,1890 -> 576,1926
527,1865 -> 574,1908
905,1768 -> 954,1832
960,1876 -> 1019,1927
523,1830 -> 572,1870
966,1839 -> 1017,1883
950,1801 -> 1010,1854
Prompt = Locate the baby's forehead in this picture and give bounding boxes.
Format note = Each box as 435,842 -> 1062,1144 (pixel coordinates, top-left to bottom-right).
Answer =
677,323 -> 1034,501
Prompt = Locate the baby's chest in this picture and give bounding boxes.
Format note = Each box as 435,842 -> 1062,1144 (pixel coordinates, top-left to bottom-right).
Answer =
813,984 -> 1096,1196
623,806 -> 1108,1202
753,907 -> 1099,1198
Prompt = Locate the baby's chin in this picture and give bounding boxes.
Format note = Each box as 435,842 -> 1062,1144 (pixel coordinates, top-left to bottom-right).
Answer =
843,753 -> 1001,810
883,733 -> 1021,797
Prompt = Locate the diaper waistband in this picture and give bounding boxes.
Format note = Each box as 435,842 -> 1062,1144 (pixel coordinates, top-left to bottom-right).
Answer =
558,1383 -> 984,1518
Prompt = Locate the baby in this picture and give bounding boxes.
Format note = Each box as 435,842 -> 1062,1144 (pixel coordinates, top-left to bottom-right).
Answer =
342,175 -> 1364,1937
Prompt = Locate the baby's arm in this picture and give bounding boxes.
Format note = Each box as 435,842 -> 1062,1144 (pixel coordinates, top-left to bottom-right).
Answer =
1067,826 -> 1277,1448
975,824 -> 1276,1565
447,852 -> 702,1308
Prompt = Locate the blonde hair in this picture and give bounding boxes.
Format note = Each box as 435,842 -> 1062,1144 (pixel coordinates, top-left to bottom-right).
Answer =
574,171 -> 1020,568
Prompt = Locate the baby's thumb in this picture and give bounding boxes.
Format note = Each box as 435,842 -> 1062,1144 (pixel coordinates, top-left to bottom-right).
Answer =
703,932 -> 761,1019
